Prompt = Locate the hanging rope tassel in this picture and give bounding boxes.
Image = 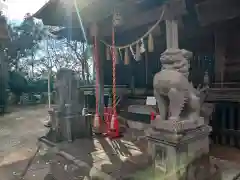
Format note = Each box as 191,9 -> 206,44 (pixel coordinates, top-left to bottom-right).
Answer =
124,47 -> 129,65
106,46 -> 111,60
119,49 -> 123,63
140,38 -> 146,54
148,33 -> 154,52
135,42 -> 141,61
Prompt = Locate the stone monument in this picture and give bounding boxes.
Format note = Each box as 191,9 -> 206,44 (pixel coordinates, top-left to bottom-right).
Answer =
47,68 -> 92,142
0,50 -> 8,114
146,49 -> 221,179
0,12 -> 9,115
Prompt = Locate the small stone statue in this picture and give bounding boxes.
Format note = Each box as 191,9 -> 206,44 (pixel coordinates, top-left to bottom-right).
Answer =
153,48 -> 200,121
198,71 -> 215,125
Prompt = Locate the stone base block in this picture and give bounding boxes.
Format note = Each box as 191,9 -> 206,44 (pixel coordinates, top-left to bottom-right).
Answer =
48,110 -> 92,142
146,125 -> 221,179
151,116 -> 205,133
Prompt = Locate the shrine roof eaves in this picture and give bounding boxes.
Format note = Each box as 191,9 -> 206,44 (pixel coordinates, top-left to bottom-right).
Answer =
33,0 -> 168,28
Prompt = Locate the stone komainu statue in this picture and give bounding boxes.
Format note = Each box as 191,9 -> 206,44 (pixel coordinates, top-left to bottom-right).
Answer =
153,48 -> 200,121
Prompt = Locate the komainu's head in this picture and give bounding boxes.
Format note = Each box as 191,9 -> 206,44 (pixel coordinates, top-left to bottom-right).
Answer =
160,48 -> 192,77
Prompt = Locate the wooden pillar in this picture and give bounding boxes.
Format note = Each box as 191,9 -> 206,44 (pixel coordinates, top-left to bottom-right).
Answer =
165,19 -> 179,49
164,0 -> 185,49
214,31 -> 226,85
98,41 -> 105,118
90,23 -> 104,119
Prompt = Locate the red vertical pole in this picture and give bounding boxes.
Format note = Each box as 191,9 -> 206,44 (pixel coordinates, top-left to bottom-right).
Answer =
110,24 -> 120,139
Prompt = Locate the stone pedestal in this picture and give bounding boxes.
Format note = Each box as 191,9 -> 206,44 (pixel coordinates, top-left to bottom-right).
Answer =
47,106 -> 92,143
47,69 -> 92,143
146,122 -> 221,180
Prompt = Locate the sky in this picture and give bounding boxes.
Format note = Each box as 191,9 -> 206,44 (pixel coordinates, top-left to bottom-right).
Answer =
4,0 -> 48,21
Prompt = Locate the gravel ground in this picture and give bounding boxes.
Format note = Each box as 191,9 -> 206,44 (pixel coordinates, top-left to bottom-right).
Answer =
0,105 -> 50,180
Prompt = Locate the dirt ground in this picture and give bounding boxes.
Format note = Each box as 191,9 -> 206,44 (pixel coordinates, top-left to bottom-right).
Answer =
0,105 -> 240,180
0,105 -> 49,180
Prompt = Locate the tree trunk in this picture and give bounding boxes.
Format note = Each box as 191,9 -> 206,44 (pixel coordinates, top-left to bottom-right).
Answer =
85,62 -> 90,84
81,60 -> 86,83
48,69 -> 51,108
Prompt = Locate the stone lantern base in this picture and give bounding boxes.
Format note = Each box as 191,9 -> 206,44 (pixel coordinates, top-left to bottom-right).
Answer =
146,124 -> 221,180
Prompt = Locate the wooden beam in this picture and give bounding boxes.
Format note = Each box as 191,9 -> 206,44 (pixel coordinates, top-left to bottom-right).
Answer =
79,0 -> 170,25
224,66 -> 240,73
73,0 -> 99,10
36,0 -> 139,28
165,20 -> 179,49
214,31 -> 227,84
34,0 -> 99,18
34,0 -> 120,26
75,0 -> 118,24
35,0 -> 187,41
100,7 -> 165,36
196,0 -> 240,26
164,0 -> 187,49
74,0 -> 154,26
99,0 -> 186,37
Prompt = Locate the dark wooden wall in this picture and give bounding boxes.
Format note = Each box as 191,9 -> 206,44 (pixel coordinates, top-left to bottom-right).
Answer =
224,22 -> 240,82
102,32 -> 215,89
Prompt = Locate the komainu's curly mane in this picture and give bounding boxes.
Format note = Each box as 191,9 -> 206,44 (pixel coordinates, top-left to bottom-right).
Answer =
160,48 -> 192,77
